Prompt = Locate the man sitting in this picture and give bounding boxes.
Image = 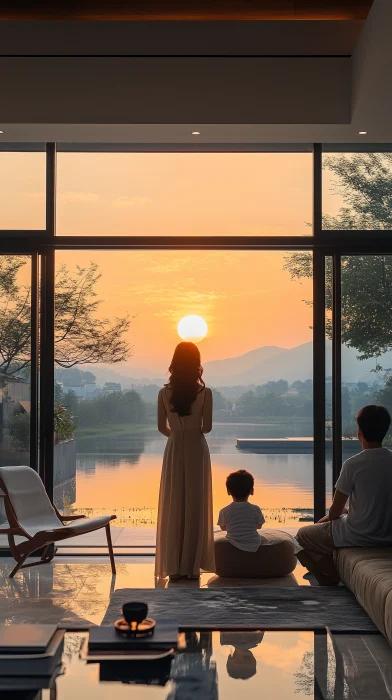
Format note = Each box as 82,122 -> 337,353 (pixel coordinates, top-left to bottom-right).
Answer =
296,404 -> 392,585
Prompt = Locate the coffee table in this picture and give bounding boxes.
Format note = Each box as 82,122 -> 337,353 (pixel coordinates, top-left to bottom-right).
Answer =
21,628 -> 392,699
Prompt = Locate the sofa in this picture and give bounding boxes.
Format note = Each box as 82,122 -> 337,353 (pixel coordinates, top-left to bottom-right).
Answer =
334,547 -> 392,644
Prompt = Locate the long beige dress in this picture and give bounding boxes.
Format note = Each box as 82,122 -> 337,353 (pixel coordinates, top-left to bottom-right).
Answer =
155,385 -> 216,578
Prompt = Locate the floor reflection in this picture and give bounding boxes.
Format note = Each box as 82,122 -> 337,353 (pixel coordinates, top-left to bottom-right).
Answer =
220,631 -> 264,679
168,632 -> 218,700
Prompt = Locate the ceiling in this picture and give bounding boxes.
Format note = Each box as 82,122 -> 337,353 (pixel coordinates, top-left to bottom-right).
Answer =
0,0 -> 390,144
0,0 -> 373,21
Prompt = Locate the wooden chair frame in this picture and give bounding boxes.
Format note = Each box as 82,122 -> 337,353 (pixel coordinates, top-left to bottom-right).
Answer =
0,476 -> 116,578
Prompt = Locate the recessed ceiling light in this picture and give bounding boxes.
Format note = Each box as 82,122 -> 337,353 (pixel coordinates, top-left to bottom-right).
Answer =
0,131 -> 3,134
359,131 -> 368,135
192,131 -> 200,135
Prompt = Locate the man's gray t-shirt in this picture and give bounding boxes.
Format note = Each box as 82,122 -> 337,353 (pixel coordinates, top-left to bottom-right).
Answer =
332,447 -> 392,548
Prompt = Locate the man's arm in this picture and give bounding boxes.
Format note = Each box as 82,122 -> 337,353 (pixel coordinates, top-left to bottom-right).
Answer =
318,490 -> 349,523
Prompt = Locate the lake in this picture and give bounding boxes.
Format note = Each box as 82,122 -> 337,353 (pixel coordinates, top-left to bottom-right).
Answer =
55,423 -> 334,535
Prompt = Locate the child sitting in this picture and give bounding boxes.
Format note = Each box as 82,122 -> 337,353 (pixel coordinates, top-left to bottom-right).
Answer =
217,470 -> 265,552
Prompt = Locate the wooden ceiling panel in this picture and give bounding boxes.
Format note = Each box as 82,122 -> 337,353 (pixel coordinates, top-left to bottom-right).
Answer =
0,1 -> 374,21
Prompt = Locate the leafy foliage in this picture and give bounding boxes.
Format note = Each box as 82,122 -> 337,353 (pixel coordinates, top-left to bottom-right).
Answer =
284,153 -> 392,361
7,411 -> 30,450
0,257 -> 132,376
54,403 -> 76,442
55,263 -> 131,367
0,257 -> 31,376
323,153 -> 392,230
77,390 -> 145,427
238,384 -> 313,419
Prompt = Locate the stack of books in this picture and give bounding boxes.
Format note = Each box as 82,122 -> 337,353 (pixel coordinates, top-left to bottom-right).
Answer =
0,624 -> 64,696
86,619 -> 179,686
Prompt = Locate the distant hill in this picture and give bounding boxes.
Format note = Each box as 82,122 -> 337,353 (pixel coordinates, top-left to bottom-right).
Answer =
203,341 -> 391,386
81,341 -> 392,391
80,364 -> 164,389
203,345 -> 285,377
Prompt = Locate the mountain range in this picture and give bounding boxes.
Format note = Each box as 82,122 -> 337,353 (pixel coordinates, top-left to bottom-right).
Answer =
203,341 -> 390,386
84,341 -> 391,389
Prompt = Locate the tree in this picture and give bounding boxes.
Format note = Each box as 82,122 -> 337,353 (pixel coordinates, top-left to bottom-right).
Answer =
376,376 -> 392,416
0,257 -> 31,376
256,380 -> 288,396
77,390 -> 145,427
0,257 -> 132,376
211,388 -> 227,410
284,153 -> 392,362
55,368 -> 96,387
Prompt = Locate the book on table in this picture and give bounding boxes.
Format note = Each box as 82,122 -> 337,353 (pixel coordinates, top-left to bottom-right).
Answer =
88,619 -> 179,656
0,625 -> 64,677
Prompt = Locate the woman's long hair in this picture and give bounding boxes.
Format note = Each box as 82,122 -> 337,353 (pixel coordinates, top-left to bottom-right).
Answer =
166,342 -> 205,416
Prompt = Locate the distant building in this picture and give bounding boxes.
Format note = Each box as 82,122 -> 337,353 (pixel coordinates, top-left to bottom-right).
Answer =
85,383 -> 98,398
103,382 -> 122,394
66,385 -> 86,400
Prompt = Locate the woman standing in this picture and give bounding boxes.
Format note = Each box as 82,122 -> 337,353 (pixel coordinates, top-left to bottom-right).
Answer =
155,342 -> 215,581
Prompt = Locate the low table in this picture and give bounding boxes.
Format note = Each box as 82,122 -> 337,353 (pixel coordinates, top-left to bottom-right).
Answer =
14,628 -> 392,699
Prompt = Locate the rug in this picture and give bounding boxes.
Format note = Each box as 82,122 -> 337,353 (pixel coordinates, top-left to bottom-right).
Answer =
102,587 -> 378,632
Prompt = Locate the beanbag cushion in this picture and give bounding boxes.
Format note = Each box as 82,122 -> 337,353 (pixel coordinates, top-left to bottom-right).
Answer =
214,528 -> 297,578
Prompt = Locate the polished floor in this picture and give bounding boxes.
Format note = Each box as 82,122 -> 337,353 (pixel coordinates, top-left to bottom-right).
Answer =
47,630 -> 392,700
2,555 -> 392,699
0,554 -> 313,627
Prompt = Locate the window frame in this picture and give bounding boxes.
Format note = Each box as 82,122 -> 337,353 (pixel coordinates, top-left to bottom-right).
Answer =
0,141 -> 391,544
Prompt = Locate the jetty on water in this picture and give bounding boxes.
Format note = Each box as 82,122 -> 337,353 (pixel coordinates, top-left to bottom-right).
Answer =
236,437 -> 360,454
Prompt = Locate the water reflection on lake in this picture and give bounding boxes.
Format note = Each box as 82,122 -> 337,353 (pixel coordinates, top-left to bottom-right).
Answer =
57,423 -> 334,531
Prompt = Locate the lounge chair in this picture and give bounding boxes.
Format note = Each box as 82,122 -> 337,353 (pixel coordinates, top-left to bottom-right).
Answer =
0,466 -> 116,578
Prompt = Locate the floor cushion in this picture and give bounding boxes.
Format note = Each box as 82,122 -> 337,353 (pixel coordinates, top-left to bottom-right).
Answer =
214,528 -> 296,578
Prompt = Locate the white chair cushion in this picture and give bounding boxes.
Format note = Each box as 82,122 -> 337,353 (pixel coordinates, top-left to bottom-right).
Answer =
59,515 -> 113,536
0,466 -> 61,537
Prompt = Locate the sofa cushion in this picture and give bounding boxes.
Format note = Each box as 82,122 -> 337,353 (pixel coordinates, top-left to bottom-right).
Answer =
384,590 -> 392,646
335,547 -> 392,590
341,557 -> 392,638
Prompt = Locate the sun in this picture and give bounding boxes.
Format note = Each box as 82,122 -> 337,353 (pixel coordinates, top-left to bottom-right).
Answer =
177,315 -> 208,343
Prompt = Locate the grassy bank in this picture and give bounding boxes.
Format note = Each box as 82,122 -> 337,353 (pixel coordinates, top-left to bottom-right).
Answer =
76,423 -> 157,439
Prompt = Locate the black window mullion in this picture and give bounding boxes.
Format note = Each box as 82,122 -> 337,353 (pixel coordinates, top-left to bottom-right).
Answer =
313,144 -> 326,522
39,143 -> 56,498
332,254 -> 342,489
29,251 -> 39,472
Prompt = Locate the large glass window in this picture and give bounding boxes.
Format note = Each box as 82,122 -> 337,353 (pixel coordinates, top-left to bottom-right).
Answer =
341,255 -> 392,456
54,249 -> 313,543
0,152 -> 46,229
3,143 -> 390,554
0,255 -> 31,526
322,152 -> 392,230
56,152 -> 313,236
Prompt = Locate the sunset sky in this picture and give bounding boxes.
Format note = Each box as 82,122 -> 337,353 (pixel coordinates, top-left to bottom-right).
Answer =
57,249 -> 313,372
0,151 -> 346,372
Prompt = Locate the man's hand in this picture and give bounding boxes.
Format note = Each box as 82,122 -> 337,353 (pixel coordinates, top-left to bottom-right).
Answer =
317,515 -> 330,523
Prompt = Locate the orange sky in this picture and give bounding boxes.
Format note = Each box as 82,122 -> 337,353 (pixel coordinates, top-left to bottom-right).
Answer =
0,150 -> 344,232
0,151 -> 348,370
57,249 -> 313,371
